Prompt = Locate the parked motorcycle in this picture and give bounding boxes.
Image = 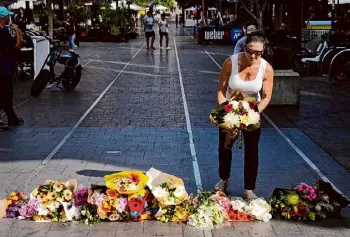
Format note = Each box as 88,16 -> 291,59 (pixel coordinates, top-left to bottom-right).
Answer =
30,48 -> 82,97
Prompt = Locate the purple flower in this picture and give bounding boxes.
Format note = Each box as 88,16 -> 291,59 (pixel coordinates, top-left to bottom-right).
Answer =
19,198 -> 40,218
73,187 -> 89,207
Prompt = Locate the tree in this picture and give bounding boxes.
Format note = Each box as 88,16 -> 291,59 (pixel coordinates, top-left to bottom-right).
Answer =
132,0 -> 148,7
239,0 -> 268,30
133,0 -> 175,9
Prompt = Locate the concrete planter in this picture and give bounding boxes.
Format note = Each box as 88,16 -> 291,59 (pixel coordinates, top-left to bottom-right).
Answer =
270,70 -> 301,106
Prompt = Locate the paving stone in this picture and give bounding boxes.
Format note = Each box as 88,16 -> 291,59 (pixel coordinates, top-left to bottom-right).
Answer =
212,227 -> 250,237
232,222 -> 273,232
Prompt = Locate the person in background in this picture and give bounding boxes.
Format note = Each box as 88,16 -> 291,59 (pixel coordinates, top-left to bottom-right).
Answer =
158,13 -> 171,50
15,7 -> 27,32
175,14 -> 178,28
64,12 -> 76,49
143,11 -> 156,50
233,25 -> 257,55
0,6 -> 24,130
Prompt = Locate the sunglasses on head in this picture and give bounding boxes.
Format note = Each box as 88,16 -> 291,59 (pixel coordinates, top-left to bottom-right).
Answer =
245,47 -> 264,56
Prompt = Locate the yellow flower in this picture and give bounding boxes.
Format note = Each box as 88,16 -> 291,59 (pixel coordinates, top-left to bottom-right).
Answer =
53,183 -> 64,192
7,200 -> 12,206
38,193 -> 46,201
47,192 -> 56,201
10,192 -> 16,196
32,188 -> 39,197
63,190 -> 72,201
11,196 -> 19,201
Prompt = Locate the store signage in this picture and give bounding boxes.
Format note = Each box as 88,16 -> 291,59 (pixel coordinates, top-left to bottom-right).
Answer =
204,29 -> 225,40
198,26 -> 243,44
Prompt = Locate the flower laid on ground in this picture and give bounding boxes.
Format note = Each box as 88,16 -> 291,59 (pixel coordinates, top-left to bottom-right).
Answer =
73,187 -> 89,207
244,198 -> 272,222
295,183 -> 317,201
30,182 -> 74,222
155,201 -> 190,223
88,188 -> 129,221
128,188 -> 158,222
146,168 -> 189,206
188,191 -> 226,228
79,204 -> 100,226
18,198 -> 40,218
104,171 -> 148,195
269,189 -> 313,221
5,192 -> 28,218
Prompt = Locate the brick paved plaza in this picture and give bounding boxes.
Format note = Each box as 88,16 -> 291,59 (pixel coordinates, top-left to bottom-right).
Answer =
0,27 -> 349,236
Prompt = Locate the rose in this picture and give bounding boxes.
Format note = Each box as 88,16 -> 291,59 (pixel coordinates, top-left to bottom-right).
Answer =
224,104 -> 233,113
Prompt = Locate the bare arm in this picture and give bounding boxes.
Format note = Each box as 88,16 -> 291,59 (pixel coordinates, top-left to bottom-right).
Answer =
217,57 -> 232,105
12,24 -> 21,50
257,64 -> 274,112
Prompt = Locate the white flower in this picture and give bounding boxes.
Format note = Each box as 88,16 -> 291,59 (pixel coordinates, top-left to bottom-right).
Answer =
241,101 -> 250,110
223,113 -> 240,128
247,110 -> 260,125
47,201 -> 60,212
152,186 -> 169,198
240,115 -> 251,126
37,204 -> 49,216
229,100 -> 239,109
231,198 -> 247,212
173,185 -> 187,198
262,213 -> 272,222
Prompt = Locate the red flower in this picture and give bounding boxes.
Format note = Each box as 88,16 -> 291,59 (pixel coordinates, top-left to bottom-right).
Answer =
224,104 -> 233,113
129,198 -> 144,212
226,209 -> 237,221
242,111 -> 248,116
129,174 -> 140,183
289,210 -> 296,217
239,124 -> 246,129
297,204 -> 307,217
106,189 -> 118,198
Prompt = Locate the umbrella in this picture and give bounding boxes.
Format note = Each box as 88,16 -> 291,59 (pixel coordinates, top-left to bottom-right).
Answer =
155,5 -> 167,10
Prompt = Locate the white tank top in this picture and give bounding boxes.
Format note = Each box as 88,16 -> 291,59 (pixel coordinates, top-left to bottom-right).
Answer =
226,53 -> 267,101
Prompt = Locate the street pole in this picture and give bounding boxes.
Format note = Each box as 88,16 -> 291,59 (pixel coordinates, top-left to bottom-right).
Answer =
235,0 -> 238,19
331,0 -> 335,30
202,0 -> 205,20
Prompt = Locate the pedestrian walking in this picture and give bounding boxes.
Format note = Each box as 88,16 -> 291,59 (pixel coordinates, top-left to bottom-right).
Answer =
0,6 -> 24,130
64,12 -> 76,49
143,11 -> 156,50
158,13 -> 171,50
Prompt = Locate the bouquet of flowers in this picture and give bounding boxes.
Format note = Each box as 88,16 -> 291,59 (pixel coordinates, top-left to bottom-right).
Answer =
155,201 -> 190,223
104,171 -> 148,195
210,90 -> 260,148
88,187 -> 129,221
269,188 -> 314,221
30,181 -> 75,222
79,205 -> 101,226
188,191 -> 226,229
128,188 -> 159,222
5,192 -> 28,218
244,198 -> 272,222
18,198 -> 40,219
146,168 -> 189,206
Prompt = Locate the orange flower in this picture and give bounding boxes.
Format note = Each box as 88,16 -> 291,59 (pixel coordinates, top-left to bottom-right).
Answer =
129,197 -> 144,212
226,209 -> 237,221
106,189 -> 118,198
101,201 -> 112,213
237,212 -> 245,220
129,173 -> 140,183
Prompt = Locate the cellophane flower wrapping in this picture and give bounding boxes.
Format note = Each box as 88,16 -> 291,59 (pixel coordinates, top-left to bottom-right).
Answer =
210,90 -> 261,132
146,168 -> 189,206
104,171 -> 148,195
30,180 -> 76,222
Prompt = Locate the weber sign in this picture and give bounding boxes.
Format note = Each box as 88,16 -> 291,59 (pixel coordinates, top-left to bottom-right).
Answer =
204,29 -> 225,40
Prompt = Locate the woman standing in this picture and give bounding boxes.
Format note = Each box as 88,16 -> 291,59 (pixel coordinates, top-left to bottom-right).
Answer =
158,13 -> 171,50
214,32 -> 274,200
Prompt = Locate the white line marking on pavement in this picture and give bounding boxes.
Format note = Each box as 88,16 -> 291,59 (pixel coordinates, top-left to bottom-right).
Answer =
106,151 -> 121,154
201,46 -> 344,194
86,59 -> 166,68
199,70 -> 220,75
173,37 -> 203,191
21,43 -> 146,192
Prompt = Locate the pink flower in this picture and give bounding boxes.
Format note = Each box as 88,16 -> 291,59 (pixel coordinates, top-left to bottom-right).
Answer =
192,198 -> 199,205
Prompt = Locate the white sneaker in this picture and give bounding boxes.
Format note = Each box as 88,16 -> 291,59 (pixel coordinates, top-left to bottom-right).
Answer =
160,46 -> 164,49
166,47 -> 171,50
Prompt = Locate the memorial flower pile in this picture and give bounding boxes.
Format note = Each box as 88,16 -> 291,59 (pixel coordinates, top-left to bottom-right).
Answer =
1,169 -> 348,229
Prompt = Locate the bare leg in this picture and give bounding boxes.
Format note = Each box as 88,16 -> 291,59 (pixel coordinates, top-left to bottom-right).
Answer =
160,34 -> 163,47
151,36 -> 155,48
146,37 -> 150,49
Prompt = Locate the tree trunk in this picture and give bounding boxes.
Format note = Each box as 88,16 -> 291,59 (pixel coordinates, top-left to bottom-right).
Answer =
47,0 -> 53,37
